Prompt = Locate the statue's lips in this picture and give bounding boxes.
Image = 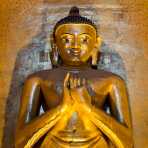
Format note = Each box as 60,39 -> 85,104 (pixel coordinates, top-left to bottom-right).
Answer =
68,48 -> 81,56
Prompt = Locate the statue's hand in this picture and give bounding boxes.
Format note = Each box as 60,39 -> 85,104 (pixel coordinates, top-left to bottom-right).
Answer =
62,74 -> 92,113
69,76 -> 92,113
62,73 -> 74,110
69,75 -> 87,89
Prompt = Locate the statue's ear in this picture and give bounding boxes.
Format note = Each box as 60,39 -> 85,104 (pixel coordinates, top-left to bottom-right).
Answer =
91,36 -> 102,66
50,35 -> 60,67
95,36 -> 102,48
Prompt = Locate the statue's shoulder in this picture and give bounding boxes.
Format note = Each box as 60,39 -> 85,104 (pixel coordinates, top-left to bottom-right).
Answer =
25,68 -> 64,82
25,69 -> 54,82
91,69 -> 124,82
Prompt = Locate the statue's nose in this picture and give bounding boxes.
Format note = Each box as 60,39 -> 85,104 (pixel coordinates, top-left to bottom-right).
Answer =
72,40 -> 81,54
69,36 -> 81,55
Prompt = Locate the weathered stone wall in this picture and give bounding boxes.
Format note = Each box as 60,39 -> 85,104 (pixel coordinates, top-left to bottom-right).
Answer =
0,0 -> 148,148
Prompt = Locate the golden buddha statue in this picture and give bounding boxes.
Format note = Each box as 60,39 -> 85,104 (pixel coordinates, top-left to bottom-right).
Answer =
15,7 -> 133,148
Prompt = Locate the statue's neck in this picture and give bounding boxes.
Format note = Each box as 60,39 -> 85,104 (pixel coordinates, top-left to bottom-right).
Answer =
61,63 -> 90,72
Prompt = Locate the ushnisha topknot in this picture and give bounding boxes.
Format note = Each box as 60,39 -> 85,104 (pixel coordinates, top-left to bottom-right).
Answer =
53,6 -> 97,38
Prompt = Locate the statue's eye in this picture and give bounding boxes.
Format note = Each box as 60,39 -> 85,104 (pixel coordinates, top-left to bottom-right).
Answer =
81,37 -> 88,44
62,38 -> 70,44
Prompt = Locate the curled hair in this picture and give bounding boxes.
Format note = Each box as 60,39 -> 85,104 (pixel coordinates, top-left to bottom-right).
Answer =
53,6 -> 97,39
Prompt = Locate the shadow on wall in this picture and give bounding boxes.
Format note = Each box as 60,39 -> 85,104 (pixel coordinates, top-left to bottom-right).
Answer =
2,31 -> 126,148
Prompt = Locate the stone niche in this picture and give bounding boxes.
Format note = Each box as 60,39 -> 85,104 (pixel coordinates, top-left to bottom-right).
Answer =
2,5 -> 127,148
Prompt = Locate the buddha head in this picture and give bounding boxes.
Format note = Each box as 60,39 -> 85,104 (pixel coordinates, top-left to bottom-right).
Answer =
51,6 -> 102,67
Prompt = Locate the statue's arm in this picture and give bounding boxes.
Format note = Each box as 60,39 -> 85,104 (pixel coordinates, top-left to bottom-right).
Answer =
15,77 -> 62,147
16,77 -> 37,128
108,76 -> 132,129
17,77 -> 41,126
90,76 -> 133,147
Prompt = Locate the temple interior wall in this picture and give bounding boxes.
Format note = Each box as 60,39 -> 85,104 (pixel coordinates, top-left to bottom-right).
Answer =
0,0 -> 148,147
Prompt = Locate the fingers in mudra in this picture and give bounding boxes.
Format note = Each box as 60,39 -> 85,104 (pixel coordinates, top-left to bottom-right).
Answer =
64,73 -> 70,88
63,73 -> 74,105
69,74 -> 88,89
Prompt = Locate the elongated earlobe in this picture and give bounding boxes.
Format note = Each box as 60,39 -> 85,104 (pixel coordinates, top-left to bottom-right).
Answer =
50,37 -> 59,67
91,48 -> 99,66
91,37 -> 102,66
96,36 -> 102,48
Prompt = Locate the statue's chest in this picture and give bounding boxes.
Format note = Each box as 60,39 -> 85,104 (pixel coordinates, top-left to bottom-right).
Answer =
55,81 -> 106,107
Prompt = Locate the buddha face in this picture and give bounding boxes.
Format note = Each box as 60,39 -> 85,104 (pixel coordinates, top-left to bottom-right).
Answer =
55,24 -> 101,66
